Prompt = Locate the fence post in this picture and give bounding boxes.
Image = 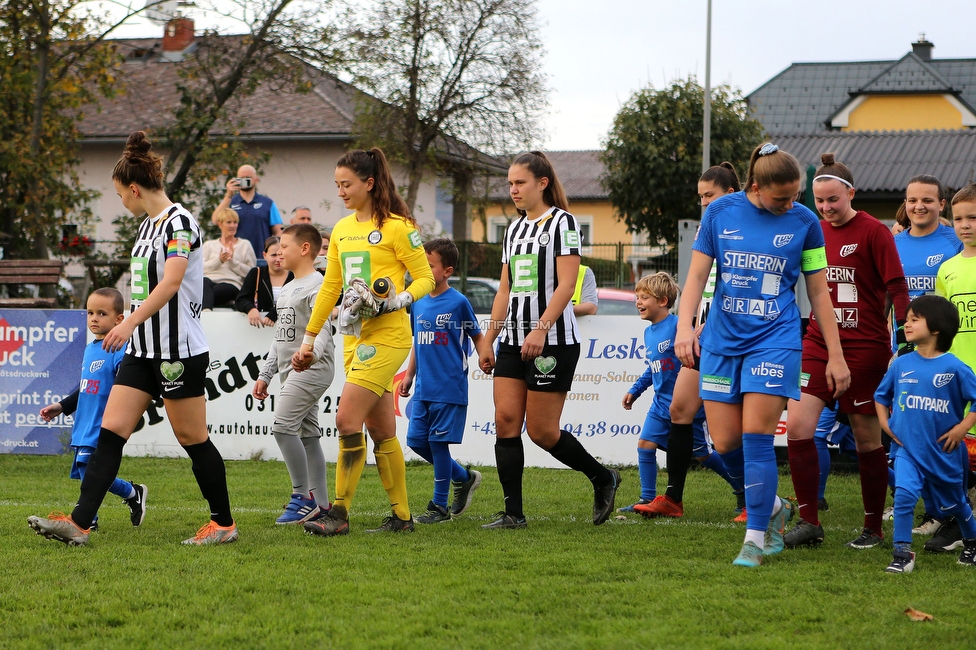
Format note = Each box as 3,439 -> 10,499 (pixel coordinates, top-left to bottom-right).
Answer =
616,242 -> 625,289
458,240 -> 470,292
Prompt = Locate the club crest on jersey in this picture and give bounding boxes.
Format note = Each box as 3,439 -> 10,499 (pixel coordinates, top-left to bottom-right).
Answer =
772,234 -> 794,248
840,244 -> 858,257
933,373 -> 955,388
368,230 -> 382,245
657,339 -> 671,354
926,254 -> 944,267
153,236 -> 163,248
89,360 -> 105,373
253,203 -> 263,209
436,313 -> 452,327
537,232 -> 551,246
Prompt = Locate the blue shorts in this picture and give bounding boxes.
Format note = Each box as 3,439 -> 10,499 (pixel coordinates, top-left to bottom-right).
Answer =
895,455 -> 969,513
406,401 -> 467,445
70,445 -> 95,480
814,407 -> 855,453
639,410 -> 711,456
699,348 -> 801,403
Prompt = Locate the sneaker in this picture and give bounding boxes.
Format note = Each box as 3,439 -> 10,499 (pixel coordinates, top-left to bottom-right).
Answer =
90,519 -> 99,533
618,498 -> 652,513
764,498 -> 795,556
450,469 -> 482,516
924,518 -> 963,553
633,495 -> 684,519
957,540 -> 976,566
732,509 -> 748,523
365,513 -> 415,533
181,520 -> 238,545
592,469 -> 621,525
482,511 -> 527,529
124,483 -> 148,527
304,511 -> 349,537
416,501 -> 451,524
275,493 -> 318,525
732,540 -> 764,568
885,551 -> 916,574
882,506 -> 894,522
818,497 -> 829,512
28,512 -> 90,546
846,528 -> 884,550
913,514 -> 944,536
784,519 -> 825,549
734,490 -> 746,514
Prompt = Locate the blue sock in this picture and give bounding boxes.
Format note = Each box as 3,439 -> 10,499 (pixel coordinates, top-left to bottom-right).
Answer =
637,447 -> 657,500
429,442 -> 458,508
451,462 -> 470,484
409,439 -> 434,464
718,446 -> 744,495
814,436 -> 830,501
742,433 -> 778,532
108,478 -> 135,499
893,484 -> 917,546
699,451 -> 741,491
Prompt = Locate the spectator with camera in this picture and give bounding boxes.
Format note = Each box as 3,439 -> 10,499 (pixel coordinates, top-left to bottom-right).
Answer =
215,164 -> 283,262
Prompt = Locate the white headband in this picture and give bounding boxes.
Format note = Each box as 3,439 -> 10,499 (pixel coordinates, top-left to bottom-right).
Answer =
814,174 -> 854,189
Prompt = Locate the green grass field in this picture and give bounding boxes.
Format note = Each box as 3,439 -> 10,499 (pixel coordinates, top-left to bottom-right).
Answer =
2,454 -> 973,649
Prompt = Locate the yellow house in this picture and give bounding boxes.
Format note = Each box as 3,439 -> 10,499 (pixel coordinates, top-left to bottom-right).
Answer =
748,37 -> 976,220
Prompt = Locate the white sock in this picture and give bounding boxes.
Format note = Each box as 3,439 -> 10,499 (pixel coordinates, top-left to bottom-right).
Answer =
124,485 -> 136,499
770,496 -> 783,517
745,529 -> 765,548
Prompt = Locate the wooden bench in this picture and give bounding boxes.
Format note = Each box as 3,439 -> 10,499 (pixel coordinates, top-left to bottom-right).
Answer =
0,260 -> 64,308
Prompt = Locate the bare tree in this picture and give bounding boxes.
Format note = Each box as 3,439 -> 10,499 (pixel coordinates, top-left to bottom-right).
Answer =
345,0 -> 546,225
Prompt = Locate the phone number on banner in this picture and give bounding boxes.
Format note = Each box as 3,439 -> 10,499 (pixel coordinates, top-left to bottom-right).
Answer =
470,421 -> 642,437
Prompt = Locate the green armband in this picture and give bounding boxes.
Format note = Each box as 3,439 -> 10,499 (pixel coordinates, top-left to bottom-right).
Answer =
801,246 -> 827,272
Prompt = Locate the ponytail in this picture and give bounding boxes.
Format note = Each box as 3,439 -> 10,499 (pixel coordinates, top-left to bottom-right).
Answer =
112,131 -> 164,191
744,143 -> 800,191
699,161 -> 740,192
511,151 -> 570,217
336,148 -> 414,230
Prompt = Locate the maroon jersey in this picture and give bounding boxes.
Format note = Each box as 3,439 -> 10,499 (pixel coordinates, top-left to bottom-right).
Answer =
804,211 -> 908,359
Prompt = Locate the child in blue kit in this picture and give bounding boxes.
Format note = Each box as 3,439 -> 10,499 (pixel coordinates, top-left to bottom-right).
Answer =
38,288 -> 147,530
399,238 -> 485,523
622,272 -> 742,518
875,295 -> 976,573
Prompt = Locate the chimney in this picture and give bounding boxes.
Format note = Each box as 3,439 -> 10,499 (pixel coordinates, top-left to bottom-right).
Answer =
912,34 -> 933,62
162,17 -> 194,55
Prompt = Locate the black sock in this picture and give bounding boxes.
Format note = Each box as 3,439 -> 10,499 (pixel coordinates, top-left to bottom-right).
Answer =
968,471 -> 976,490
183,438 -> 233,527
71,428 -> 127,529
664,423 -> 694,502
495,437 -> 525,519
548,430 -> 613,486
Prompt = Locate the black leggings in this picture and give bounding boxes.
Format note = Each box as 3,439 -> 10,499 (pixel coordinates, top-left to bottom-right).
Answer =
203,278 -> 239,309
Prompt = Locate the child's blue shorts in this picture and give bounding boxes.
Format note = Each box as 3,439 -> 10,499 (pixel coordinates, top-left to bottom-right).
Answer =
70,445 -> 95,480
406,401 -> 467,445
639,411 -> 712,456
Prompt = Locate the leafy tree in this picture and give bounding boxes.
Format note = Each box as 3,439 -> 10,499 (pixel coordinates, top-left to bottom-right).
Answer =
344,0 -> 545,224
601,77 -> 764,246
0,0 -> 123,261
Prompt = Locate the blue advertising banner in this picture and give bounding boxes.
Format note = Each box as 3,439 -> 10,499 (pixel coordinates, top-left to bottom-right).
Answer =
0,309 -> 85,454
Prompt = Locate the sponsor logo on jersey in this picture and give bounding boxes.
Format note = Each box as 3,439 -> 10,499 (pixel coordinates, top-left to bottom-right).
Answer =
562,230 -> 580,248
534,355 -> 557,376
408,230 -> 422,248
898,392 -> 950,414
89,359 -> 105,373
436,313 -> 452,327
839,243 -> 858,257
772,234 -> 794,248
751,361 -> 784,378
719,228 -> 744,241
722,251 -> 787,274
721,272 -> 731,283
933,373 -> 955,388
657,339 -> 671,354
926,254 -> 945,267
702,374 -> 732,393
906,275 -> 936,292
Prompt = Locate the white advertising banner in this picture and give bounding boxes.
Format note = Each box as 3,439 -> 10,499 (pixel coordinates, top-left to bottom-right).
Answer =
125,312 -> 790,465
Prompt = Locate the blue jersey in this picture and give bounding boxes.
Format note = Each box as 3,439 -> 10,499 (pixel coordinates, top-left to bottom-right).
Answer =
894,225 -> 962,299
71,341 -> 126,448
410,288 -> 480,405
628,315 -> 684,420
875,352 -> 976,484
693,192 -> 826,354
230,191 -> 282,265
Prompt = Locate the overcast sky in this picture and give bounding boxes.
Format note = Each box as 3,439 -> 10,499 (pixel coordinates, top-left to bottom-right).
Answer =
108,0 -> 975,151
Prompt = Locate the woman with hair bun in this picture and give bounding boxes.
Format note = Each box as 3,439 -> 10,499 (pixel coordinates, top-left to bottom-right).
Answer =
29,131 -> 237,546
630,162 -> 745,519
676,143 -> 850,567
297,147 -> 435,537
478,151 -> 621,530
783,153 -> 909,552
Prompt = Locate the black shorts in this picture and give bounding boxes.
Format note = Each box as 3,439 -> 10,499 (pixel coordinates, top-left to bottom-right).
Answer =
115,352 -> 210,400
494,342 -> 579,392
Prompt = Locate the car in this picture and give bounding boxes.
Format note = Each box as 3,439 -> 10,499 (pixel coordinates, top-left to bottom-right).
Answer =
595,288 -> 636,315
448,276 -> 500,313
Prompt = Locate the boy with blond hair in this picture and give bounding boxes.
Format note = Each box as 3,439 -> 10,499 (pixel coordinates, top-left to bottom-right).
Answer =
621,273 -> 742,517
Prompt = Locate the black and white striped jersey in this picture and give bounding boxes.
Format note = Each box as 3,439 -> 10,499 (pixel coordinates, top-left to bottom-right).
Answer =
500,207 -> 581,347
127,203 -> 208,359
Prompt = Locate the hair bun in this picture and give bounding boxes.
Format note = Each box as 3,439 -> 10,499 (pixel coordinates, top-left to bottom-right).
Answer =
125,131 -> 152,157
820,152 -> 835,166
719,161 -> 735,171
